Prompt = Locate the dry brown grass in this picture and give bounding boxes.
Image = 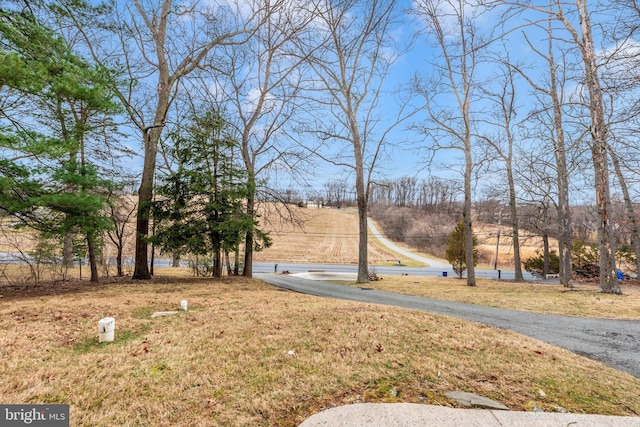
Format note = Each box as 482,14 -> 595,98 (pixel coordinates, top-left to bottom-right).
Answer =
254,206 -> 559,270
473,223 -> 558,269
255,207 -> 397,265
2,207 -> 640,424
1,272 -> 639,426
1,205 -> 399,266
342,276 -> 640,320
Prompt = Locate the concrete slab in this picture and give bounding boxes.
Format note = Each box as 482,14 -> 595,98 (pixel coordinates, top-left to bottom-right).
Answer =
492,409 -> 640,426
299,403 -> 499,427
298,404 -> 640,427
150,311 -> 179,318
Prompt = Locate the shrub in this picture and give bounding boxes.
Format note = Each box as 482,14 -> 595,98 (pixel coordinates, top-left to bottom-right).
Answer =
524,249 -> 559,278
571,239 -> 598,270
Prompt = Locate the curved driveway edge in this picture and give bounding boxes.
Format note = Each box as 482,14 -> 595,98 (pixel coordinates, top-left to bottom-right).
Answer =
257,273 -> 640,379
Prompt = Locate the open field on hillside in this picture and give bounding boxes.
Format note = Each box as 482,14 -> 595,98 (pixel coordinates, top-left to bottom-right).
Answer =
1,201 -> 551,271
254,205 -> 546,268
255,205 -> 556,269
0,204 -> 418,268
255,206 -> 399,265
1,271 -> 640,427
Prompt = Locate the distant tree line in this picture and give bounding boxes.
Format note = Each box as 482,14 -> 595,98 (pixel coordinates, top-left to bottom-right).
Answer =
301,176 -> 462,212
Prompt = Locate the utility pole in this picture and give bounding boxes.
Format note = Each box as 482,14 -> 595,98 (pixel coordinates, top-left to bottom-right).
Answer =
494,209 -> 502,270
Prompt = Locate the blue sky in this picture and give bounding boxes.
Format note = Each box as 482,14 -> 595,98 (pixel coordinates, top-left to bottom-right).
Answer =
110,0 -> 639,204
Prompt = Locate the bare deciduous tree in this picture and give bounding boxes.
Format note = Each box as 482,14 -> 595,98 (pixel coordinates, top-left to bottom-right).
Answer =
416,177 -> 462,213
478,53 -> 524,281
502,0 -> 620,292
411,0 -> 489,286
599,0 -> 640,277
503,13 -> 585,287
324,180 -> 351,207
106,192 -> 137,277
571,0 -> 620,293
609,145 -> 640,275
300,0 -> 409,283
516,148 -> 558,277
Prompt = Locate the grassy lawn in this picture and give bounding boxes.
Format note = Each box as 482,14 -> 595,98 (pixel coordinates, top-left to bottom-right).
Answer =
344,275 -> 640,320
1,269 -> 639,426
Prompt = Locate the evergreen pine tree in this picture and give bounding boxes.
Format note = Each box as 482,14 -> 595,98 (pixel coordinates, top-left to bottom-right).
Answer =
446,220 -> 478,278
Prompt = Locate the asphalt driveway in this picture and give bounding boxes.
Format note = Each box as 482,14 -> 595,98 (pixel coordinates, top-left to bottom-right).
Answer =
257,273 -> 640,379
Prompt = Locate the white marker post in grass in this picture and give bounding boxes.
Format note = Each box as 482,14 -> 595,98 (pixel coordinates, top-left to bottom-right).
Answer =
98,317 -> 115,343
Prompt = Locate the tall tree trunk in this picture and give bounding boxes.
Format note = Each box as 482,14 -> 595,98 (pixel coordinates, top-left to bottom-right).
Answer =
491,58 -> 524,282
131,151 -> 153,280
610,150 -> 640,275
62,145 -> 78,268
242,133 -> 256,278
132,129 -> 159,280
356,174 -> 369,284
225,251 -> 232,276
463,137 -> 476,287
63,232 -> 74,268
87,232 -> 99,282
243,187 -> 255,278
541,202 -> 550,277
554,137 -> 573,286
214,247 -> 223,278
493,210 -> 501,270
116,246 -> 123,277
131,0 -> 174,280
234,244 -> 240,276
243,228 -> 253,277
150,233 -> 155,276
576,0 -> 620,294
543,233 -> 550,277
545,20 -> 573,286
354,132 -> 369,284
506,164 -> 524,281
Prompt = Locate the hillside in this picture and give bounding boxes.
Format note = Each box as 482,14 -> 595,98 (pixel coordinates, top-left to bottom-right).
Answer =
1,203 -> 400,267
1,201 -> 550,270
254,204 -> 553,270
254,206 -> 398,265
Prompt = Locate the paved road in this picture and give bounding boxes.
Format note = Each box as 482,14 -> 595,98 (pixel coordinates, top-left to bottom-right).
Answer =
254,261 -> 539,281
367,219 -> 450,269
257,273 -> 640,379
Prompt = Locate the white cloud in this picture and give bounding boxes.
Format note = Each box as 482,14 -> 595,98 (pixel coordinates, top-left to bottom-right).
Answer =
597,38 -> 640,82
